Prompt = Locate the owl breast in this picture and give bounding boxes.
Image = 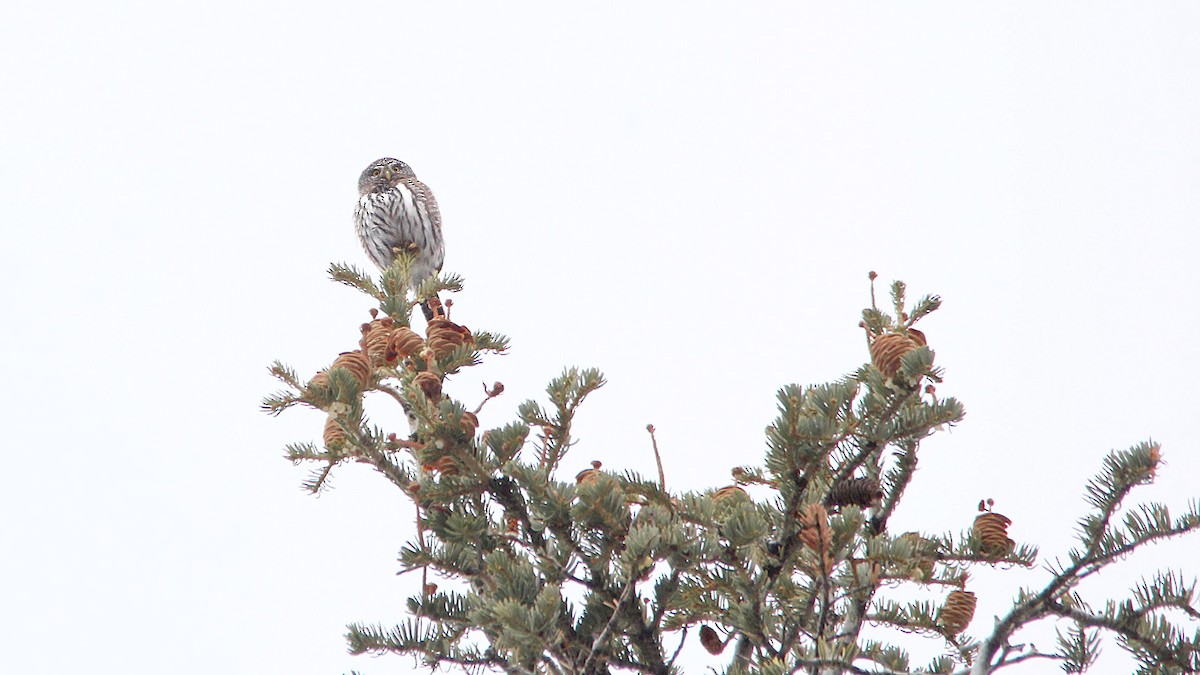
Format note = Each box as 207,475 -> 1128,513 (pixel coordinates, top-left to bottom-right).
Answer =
354,181 -> 445,287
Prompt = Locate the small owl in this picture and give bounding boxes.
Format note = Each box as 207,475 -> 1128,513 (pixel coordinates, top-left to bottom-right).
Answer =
354,158 -> 445,319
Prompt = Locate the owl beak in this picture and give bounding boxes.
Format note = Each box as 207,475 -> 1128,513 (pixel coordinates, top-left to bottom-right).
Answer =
381,168 -> 393,180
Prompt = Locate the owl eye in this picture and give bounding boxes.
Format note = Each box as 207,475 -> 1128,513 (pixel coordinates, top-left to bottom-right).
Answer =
372,169 -> 381,177
391,164 -> 402,172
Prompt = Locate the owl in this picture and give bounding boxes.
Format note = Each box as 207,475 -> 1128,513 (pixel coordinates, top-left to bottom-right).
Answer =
354,158 -> 445,320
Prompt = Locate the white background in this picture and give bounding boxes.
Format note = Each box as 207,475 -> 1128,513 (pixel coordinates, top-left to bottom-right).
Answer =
2,2 -> 1197,673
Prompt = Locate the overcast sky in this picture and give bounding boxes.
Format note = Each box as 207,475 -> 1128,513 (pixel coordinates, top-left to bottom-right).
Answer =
2,2 -> 1198,674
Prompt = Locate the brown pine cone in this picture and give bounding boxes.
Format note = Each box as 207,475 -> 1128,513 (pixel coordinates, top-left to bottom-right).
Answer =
387,326 -> 426,362
425,318 -> 474,358
825,477 -> 883,509
713,485 -> 750,504
331,351 -> 372,388
798,504 -> 831,551
323,415 -> 347,449
306,370 -> 329,391
869,330 -> 925,377
575,460 -> 603,483
359,318 -> 396,367
459,411 -> 479,437
699,625 -> 724,655
424,455 -> 460,476
937,589 -> 977,635
413,371 -> 442,400
798,504 -> 834,573
973,512 -> 1015,558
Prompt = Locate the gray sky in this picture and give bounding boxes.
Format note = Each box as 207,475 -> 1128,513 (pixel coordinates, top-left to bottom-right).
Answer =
2,2 -> 1197,673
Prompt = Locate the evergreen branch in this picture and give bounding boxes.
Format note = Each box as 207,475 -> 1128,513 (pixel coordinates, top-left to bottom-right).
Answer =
1068,505 -> 1200,579
301,462 -> 336,494
522,367 -> 606,475
779,588 -> 819,662
867,598 -> 943,636
605,655 -> 673,674
874,441 -> 917,534
934,540 -> 1038,568
788,655 -> 919,675
1130,571 -> 1200,620
437,343 -> 485,375
1055,623 -> 1101,673
488,475 -> 546,552
1044,600 -> 1198,671
267,360 -> 304,389
345,618 -> 465,656
260,390 -> 302,415
416,271 -> 465,299
581,578 -> 638,674
470,330 -> 511,353
353,430 -> 415,493
856,640 -> 910,672
861,308 -> 891,336
883,396 -> 963,444
267,274 -> 1199,675
972,444 -> 1197,674
834,389 -> 915,486
650,568 -> 682,631
1076,442 -> 1161,558
263,362 -> 306,414
283,441 -> 326,463
767,386 -> 877,599
328,262 -> 384,300
890,280 -> 907,319
904,294 -> 941,327
965,645 -> 1062,674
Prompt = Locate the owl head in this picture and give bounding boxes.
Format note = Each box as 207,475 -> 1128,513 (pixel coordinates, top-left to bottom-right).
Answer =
358,158 -> 416,194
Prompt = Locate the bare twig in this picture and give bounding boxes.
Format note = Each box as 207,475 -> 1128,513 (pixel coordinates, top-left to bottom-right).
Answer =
646,424 -> 666,490
474,381 -> 505,415
667,626 -> 688,670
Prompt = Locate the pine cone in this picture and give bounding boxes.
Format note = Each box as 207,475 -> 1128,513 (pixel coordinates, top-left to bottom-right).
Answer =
426,318 -> 474,358
459,411 -> 479,437
973,512 -> 1014,558
359,318 -> 396,367
575,460 -> 603,484
900,532 -> 936,582
306,370 -> 329,391
387,326 -> 426,362
331,351 -> 372,388
424,455 -> 460,476
825,477 -> 883,509
713,485 -> 750,503
797,504 -> 835,573
870,330 -> 924,377
937,590 -> 977,635
323,415 -> 347,449
413,371 -> 442,400
699,625 -> 724,655
798,504 -> 831,552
